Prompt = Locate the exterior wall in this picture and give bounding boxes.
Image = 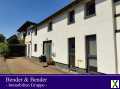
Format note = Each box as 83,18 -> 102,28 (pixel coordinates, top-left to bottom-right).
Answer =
116,17 -> 120,30
25,31 -> 32,57
26,0 -> 116,74
115,1 -> 120,73
115,1 -> 120,30
25,34 -> 32,43
116,33 -> 120,73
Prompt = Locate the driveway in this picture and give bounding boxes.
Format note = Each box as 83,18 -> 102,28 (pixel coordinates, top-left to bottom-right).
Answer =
0,57 -> 69,74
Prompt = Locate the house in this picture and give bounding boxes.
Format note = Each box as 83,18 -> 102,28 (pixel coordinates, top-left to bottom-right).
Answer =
17,21 -> 36,44
17,21 -> 37,57
23,0 -> 120,74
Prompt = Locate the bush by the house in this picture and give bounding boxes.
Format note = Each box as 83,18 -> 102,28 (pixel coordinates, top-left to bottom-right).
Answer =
0,34 -> 5,43
0,43 -> 9,58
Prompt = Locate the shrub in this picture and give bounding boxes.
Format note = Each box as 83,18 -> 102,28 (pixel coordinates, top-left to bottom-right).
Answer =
7,35 -> 20,44
0,34 -> 5,43
0,43 -> 9,58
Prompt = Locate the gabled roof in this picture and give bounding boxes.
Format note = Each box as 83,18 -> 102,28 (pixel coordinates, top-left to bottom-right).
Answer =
37,0 -> 83,26
17,21 -> 36,32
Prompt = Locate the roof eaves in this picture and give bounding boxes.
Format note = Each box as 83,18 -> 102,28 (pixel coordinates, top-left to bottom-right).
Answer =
17,21 -> 37,32
37,0 -> 81,26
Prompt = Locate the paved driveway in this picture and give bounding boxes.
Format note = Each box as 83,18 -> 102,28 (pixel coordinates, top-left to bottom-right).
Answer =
0,57 -> 69,74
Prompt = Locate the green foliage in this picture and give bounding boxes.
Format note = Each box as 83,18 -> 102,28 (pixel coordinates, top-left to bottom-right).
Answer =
0,34 -> 5,43
0,43 -> 9,57
7,35 -> 20,44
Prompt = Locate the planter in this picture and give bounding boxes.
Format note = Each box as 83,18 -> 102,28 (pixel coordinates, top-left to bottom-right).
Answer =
47,58 -> 55,65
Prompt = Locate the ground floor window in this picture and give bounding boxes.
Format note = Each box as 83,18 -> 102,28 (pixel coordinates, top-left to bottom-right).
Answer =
34,44 -> 37,52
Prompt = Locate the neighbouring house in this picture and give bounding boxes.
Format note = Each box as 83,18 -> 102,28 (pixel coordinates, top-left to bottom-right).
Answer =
21,0 -> 120,74
15,21 -> 37,57
17,21 -> 36,44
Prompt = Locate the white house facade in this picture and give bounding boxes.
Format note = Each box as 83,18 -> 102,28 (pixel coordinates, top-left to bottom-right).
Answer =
23,0 -> 120,74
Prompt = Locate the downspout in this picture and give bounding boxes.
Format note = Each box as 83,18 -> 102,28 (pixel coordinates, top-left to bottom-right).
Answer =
111,0 -> 118,74
31,30 -> 32,58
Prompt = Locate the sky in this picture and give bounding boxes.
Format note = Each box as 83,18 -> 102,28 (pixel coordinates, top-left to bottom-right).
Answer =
0,0 -> 71,38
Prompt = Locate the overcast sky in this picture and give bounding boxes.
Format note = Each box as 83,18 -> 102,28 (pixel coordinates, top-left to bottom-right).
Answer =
0,0 -> 71,38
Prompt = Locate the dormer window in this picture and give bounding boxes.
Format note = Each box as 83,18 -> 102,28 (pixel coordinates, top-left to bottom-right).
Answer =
68,10 -> 75,25
28,31 -> 31,35
48,22 -> 53,32
85,0 -> 96,18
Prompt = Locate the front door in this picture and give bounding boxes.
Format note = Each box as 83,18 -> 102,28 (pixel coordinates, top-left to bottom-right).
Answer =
43,41 -> 52,61
86,35 -> 97,72
68,38 -> 75,69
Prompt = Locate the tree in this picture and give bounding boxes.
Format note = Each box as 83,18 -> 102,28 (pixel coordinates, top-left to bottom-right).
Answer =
0,34 -> 5,43
0,43 -> 9,58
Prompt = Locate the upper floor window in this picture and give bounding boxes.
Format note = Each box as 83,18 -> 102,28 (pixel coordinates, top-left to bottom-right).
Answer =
48,22 -> 52,32
114,0 -> 120,3
28,31 -> 31,35
85,0 -> 96,18
34,28 -> 37,36
68,10 -> 75,24
34,44 -> 37,52
23,32 -> 26,38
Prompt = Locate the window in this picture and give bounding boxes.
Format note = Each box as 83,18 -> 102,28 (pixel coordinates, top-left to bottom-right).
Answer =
34,44 -> 37,52
85,0 -> 96,18
68,10 -> 75,24
28,29 -> 32,35
34,29 -> 37,36
28,31 -> 30,35
23,32 -> 26,39
48,22 -> 52,32
114,0 -> 120,3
